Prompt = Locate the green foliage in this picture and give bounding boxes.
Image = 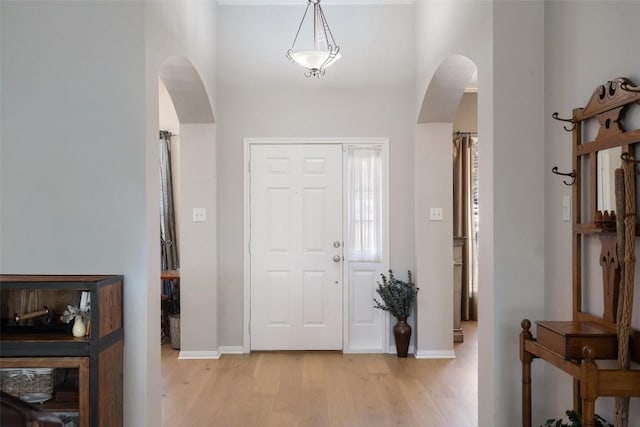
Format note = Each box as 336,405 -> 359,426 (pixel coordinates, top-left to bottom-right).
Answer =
541,410 -> 613,427
373,270 -> 418,320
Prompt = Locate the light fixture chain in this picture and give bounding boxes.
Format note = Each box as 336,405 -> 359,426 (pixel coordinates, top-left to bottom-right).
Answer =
317,4 -> 336,48
290,3 -> 312,49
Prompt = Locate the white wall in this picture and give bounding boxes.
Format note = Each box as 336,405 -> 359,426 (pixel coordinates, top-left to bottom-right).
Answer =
414,122 -> 455,358
415,1 -> 547,425
414,1 -> 496,424
544,1 -> 640,423
1,1 -> 218,425
0,2 -> 152,425
145,0 -> 219,364
217,5 -> 415,347
178,123 -> 218,355
492,2 -> 546,425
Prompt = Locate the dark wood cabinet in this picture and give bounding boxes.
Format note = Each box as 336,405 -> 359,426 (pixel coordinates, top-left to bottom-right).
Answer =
0,275 -> 124,427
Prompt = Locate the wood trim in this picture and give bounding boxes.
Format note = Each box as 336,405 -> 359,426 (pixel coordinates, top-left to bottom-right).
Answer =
597,370 -> 640,396
576,129 -> 640,155
98,341 -> 123,427
575,78 -> 640,121
523,340 -> 581,378
98,281 -> 122,339
0,275 -> 113,283
79,357 -> 90,427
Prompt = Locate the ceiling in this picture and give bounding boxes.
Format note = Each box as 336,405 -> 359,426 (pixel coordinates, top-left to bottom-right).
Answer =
217,0 -> 413,5
216,3 -> 415,88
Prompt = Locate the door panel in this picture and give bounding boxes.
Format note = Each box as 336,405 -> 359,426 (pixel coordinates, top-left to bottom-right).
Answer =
250,144 -> 343,350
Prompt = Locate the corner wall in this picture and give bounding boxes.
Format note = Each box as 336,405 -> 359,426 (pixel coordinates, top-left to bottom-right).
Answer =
492,2 -> 546,424
414,122 -> 455,358
145,1 -> 219,366
415,1 -> 547,425
413,1 -> 496,424
179,123 -> 218,356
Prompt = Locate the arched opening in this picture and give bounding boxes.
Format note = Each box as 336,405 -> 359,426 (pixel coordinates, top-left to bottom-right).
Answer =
414,54 -> 481,423
156,56 -> 217,360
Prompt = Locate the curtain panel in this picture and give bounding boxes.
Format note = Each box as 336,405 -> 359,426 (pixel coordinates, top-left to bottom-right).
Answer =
453,135 -> 478,321
347,146 -> 383,262
160,130 -> 179,272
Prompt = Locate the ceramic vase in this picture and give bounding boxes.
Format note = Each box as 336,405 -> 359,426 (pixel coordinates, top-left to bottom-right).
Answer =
72,317 -> 86,337
393,317 -> 411,358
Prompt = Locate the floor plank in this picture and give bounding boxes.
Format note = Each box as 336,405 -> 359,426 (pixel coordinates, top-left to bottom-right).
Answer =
161,321 -> 478,427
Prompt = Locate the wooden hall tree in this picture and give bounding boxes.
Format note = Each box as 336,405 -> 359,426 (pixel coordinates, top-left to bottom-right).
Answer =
520,78 -> 640,427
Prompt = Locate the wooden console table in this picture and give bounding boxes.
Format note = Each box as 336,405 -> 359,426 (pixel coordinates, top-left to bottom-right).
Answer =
520,319 -> 640,426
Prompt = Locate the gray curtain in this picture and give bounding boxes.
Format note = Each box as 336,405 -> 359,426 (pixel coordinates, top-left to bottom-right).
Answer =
453,134 -> 478,321
160,130 -> 179,272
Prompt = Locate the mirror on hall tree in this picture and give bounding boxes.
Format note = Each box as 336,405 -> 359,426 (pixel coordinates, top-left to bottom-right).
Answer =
596,146 -> 622,214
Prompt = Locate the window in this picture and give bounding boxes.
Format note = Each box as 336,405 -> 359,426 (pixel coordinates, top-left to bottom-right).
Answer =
347,146 -> 382,262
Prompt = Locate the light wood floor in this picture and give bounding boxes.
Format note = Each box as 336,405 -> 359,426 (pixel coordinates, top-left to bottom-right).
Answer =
161,321 -> 478,427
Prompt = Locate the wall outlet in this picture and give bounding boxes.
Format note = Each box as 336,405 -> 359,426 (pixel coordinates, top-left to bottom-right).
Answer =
430,207 -> 443,221
192,208 -> 206,222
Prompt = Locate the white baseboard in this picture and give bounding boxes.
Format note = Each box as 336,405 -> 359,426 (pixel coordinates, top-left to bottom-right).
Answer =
178,350 -> 220,360
217,346 -> 244,354
414,350 -> 456,359
344,348 -> 385,354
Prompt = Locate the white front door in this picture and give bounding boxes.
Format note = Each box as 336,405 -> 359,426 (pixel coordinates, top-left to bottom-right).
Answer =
250,144 -> 343,350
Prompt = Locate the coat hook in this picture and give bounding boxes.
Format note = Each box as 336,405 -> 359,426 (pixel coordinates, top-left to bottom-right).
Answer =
621,152 -> 640,174
551,166 -> 576,186
620,80 -> 640,93
552,112 -> 577,132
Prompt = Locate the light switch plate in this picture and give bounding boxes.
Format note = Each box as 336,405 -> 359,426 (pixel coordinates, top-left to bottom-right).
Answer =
562,195 -> 571,222
192,208 -> 206,222
430,207 -> 443,221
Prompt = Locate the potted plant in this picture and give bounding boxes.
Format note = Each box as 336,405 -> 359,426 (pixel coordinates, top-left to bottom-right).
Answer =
542,410 -> 613,427
373,270 -> 418,357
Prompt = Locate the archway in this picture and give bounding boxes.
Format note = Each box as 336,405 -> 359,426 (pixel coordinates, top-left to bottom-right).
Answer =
414,54 -> 481,419
157,56 -> 218,360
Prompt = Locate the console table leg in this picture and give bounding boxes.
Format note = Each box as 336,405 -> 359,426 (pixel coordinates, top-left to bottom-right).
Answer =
520,320 -> 533,427
580,347 -> 598,427
582,398 -> 596,427
573,379 -> 581,412
522,360 -> 532,427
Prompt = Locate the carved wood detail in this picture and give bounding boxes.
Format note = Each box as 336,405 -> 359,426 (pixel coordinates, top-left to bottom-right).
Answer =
599,234 -> 621,323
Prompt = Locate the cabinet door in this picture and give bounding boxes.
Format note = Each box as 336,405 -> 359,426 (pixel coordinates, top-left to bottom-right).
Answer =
0,357 -> 90,427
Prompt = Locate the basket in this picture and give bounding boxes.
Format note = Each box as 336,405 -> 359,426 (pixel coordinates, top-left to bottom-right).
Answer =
0,368 -> 54,397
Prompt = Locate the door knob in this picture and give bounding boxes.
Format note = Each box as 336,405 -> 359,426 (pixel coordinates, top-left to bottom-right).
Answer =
333,255 -> 341,263
333,241 -> 341,248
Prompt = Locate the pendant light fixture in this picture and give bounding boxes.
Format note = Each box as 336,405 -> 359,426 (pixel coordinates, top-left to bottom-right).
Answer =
286,0 -> 341,78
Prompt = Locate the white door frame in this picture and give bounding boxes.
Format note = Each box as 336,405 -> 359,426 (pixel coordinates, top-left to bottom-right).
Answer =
243,137 -> 390,353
